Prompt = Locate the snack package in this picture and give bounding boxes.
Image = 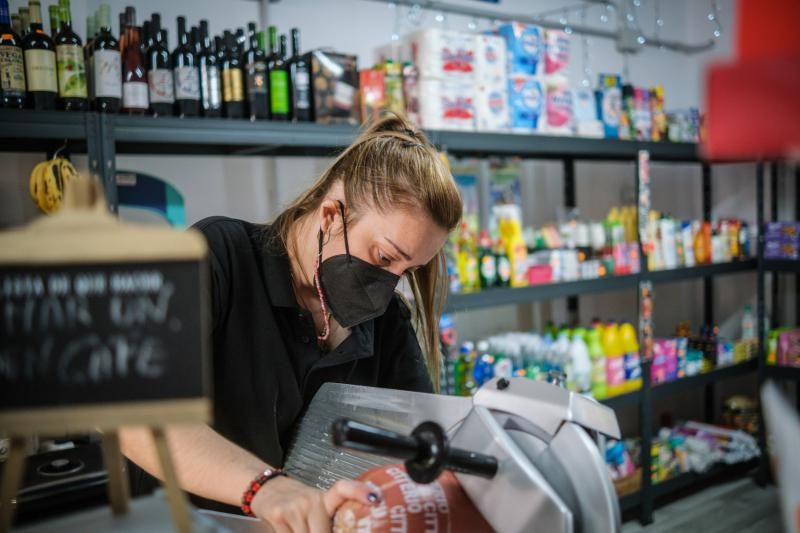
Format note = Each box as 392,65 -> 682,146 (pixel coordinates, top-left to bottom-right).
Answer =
596,74 -> 622,138
417,79 -> 475,131
497,22 -> 543,76
544,29 -> 569,76
508,75 -> 544,131
359,69 -> 385,124
475,34 -> 507,82
407,28 -> 476,80
476,80 -> 509,131
333,465 -> 493,533
306,50 -> 360,124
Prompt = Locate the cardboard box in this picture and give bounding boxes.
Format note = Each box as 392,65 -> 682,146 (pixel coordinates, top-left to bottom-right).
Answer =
306,50 -> 360,125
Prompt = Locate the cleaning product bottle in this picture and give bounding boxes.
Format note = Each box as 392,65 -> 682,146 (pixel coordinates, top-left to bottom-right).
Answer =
499,207 -> 529,288
587,327 -> 607,399
494,237 -> 511,287
477,229 -> 497,289
569,328 -> 592,393
456,223 -> 479,292
602,321 -> 625,397
456,342 -> 475,396
619,322 -> 642,392
741,304 -> 755,340
693,221 -> 708,264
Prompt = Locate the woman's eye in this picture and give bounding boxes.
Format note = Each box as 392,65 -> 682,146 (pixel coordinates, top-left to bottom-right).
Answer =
378,252 -> 392,266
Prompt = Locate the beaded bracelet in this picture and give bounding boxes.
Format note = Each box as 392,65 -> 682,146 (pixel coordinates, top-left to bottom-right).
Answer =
241,467 -> 288,517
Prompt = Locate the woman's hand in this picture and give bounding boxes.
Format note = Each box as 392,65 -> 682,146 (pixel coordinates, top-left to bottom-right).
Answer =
251,475 -> 380,533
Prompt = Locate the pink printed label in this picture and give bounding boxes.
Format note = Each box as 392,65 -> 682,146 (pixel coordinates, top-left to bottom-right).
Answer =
546,87 -> 572,127
545,30 -> 569,74
606,356 -> 625,386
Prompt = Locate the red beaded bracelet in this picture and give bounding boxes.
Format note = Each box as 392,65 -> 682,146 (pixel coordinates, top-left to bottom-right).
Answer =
241,467 -> 288,517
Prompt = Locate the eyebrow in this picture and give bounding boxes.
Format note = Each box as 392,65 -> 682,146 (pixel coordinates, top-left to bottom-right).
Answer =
384,237 -> 412,261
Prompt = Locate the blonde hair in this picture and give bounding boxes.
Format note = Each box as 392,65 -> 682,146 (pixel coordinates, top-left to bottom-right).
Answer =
274,114 -> 462,388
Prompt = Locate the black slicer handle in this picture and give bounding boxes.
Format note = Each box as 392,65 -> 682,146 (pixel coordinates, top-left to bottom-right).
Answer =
331,419 -> 419,461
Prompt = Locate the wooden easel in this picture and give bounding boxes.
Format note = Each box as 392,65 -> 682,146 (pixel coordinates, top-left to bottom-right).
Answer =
0,178 -> 210,532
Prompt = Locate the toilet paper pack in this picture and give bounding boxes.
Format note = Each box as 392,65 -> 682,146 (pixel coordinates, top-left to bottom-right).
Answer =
508,75 -> 544,132
418,79 -> 476,131
544,30 -> 570,76
543,76 -> 574,134
407,28 -> 476,80
476,80 -> 509,131
475,34 -> 508,82
497,22 -> 544,76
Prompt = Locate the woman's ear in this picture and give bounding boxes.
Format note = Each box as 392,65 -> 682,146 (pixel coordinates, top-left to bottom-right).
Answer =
317,199 -> 341,235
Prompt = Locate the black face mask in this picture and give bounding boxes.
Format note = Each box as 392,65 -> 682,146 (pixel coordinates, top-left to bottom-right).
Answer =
316,202 -> 400,329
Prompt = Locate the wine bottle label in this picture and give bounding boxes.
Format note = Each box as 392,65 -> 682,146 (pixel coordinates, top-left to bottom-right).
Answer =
199,63 -> 221,109
293,68 -> 310,110
148,68 -> 175,103
123,81 -> 148,109
56,44 -> 87,98
246,61 -> 267,96
0,45 -> 26,94
24,48 -> 57,92
93,49 -> 121,99
174,65 -> 200,100
222,67 -> 244,103
269,70 -> 289,114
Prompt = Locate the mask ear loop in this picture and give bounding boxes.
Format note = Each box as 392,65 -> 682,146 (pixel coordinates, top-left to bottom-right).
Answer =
337,200 -> 351,263
314,228 -> 331,342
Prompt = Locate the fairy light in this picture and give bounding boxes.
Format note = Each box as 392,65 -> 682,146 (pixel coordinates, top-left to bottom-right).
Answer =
709,0 -> 722,38
580,8 -> 592,88
467,17 -> 478,31
654,0 -> 664,49
389,2 -> 400,42
407,3 -> 423,26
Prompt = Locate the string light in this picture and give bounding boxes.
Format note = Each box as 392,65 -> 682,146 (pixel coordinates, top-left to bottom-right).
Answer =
389,2 -> 400,42
654,0 -> 664,49
407,3 -> 423,26
467,17 -> 478,31
580,8 -> 592,88
709,0 -> 722,38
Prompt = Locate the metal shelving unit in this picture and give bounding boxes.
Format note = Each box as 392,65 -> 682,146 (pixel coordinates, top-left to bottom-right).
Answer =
0,108 -> 764,526
651,360 -> 758,399
650,458 -> 760,500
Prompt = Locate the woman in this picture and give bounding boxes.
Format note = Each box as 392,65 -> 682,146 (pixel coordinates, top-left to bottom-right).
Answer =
120,114 -> 462,532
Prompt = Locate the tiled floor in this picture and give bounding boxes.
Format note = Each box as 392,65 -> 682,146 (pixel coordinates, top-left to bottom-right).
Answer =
622,477 -> 782,533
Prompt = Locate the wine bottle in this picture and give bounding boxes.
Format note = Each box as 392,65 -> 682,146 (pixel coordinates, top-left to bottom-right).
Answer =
198,20 -> 221,118
54,0 -> 87,111
118,12 -> 126,54
221,31 -> 244,119
47,5 -> 57,37
235,27 -> 246,52
147,28 -> 173,116
10,13 -> 20,36
84,12 -> 96,108
244,21 -> 267,120
121,7 -> 147,114
18,7 -> 28,37
23,0 -> 56,110
267,26 -> 288,121
289,28 -> 310,122
142,19 -> 152,52
0,0 -> 26,109
172,16 -> 199,117
92,3 -> 120,113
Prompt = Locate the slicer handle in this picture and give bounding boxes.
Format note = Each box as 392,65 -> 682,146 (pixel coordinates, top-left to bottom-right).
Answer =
331,419 -> 419,461
444,447 -> 499,479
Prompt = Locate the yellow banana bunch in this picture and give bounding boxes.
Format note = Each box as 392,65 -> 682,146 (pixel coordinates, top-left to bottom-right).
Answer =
29,156 -> 78,214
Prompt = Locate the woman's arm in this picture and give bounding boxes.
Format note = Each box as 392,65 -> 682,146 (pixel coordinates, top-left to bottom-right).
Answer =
119,424 -> 378,532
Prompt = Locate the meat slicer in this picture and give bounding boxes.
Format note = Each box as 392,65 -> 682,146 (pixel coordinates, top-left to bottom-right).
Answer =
284,376 -> 622,533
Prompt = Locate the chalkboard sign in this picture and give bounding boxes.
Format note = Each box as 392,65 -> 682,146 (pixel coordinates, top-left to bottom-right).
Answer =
0,260 -> 208,410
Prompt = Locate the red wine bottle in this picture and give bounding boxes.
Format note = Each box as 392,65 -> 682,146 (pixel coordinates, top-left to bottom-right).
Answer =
244,21 -> 267,120
92,4 -> 121,113
198,19 -> 221,117
172,16 -> 199,117
121,6 -> 148,114
147,27 -> 173,116
0,0 -> 26,108
22,0 -> 56,110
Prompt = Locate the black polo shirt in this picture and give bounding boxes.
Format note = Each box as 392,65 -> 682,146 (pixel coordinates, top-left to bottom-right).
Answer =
128,216 -> 433,512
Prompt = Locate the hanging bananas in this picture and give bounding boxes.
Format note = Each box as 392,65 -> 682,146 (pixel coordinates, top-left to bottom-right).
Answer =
29,156 -> 78,214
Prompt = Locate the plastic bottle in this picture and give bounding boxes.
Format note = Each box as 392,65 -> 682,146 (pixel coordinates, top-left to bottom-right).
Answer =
499,208 -> 529,288
602,322 -> 626,397
587,327 -> 607,399
568,328 -> 592,393
494,237 -> 511,287
456,342 -> 475,396
693,221 -> 708,264
619,322 -> 642,392
477,229 -> 498,289
741,304 -> 755,340
456,223 -> 479,292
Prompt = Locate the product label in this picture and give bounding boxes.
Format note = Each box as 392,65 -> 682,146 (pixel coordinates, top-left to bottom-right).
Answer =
222,67 -> 244,102
93,49 -> 121,99
122,81 -> 148,109
246,61 -> 267,95
148,68 -> 174,103
0,44 -> 25,94
199,64 -> 221,109
24,48 -> 57,92
293,68 -> 310,109
56,44 -> 87,97
174,65 -> 200,100
480,255 -> 497,283
270,69 -> 290,113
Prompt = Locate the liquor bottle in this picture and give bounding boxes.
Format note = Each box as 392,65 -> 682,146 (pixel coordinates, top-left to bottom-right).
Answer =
121,7 -> 147,114
198,20 -> 221,117
243,21 -> 267,120
54,0 -> 87,111
221,31 -> 244,118
0,0 -> 26,108
172,16 -> 199,117
10,13 -> 20,36
118,12 -> 126,54
23,0 -> 56,110
266,26 -> 288,120
47,5 -> 57,37
142,19 -> 152,52
214,35 -> 225,65
92,3 -> 120,113
18,7 -> 28,36
84,12 -> 96,107
289,28 -> 311,122
235,27 -> 246,52
147,28 -> 173,116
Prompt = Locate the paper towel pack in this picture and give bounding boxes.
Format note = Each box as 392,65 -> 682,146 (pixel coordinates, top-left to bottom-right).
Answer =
476,81 -> 509,131
544,30 -> 570,76
497,22 -> 544,76
508,75 -> 544,132
407,28 -> 476,80
543,76 -> 574,134
475,34 -> 508,82
418,79 -> 476,131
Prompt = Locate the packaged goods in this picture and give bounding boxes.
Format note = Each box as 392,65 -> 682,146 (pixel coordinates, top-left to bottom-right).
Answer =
474,34 -> 507,81
508,75 -> 544,131
476,80 -> 509,131
306,50 -> 360,124
544,29 -> 569,76
359,69 -> 384,124
407,28 -> 476,80
496,22 -> 543,76
417,79 -> 475,131
596,74 -> 622,138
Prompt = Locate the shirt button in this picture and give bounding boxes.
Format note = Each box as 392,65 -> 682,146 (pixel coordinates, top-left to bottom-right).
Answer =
301,335 -> 311,344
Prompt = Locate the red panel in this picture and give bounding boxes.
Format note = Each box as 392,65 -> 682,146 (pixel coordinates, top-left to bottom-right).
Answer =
737,0 -> 800,60
703,56 -> 800,160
